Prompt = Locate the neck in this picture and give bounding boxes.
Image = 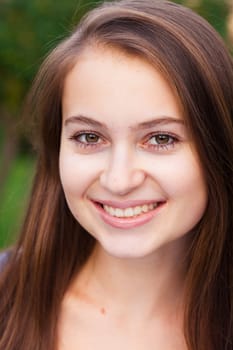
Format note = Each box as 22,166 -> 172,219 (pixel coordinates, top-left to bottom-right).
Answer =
70,236 -> 188,323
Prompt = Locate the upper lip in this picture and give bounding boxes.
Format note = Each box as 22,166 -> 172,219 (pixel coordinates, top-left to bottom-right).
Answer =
91,199 -> 166,209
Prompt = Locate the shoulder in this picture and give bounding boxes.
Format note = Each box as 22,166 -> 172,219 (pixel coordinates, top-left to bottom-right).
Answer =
0,250 -> 11,271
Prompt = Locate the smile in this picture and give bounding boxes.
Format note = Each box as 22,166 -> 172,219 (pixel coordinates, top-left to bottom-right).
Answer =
92,200 -> 165,229
103,203 -> 158,218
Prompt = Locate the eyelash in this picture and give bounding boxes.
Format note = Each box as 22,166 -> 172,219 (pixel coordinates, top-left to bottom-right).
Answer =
144,132 -> 179,151
69,131 -> 105,150
69,131 -> 179,151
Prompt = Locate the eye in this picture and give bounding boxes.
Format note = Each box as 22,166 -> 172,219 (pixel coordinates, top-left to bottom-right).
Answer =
77,133 -> 100,144
69,131 -> 107,151
148,134 -> 174,145
143,132 -> 179,151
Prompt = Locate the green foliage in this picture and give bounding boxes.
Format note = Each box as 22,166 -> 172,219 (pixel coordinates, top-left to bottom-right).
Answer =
189,0 -> 228,38
0,0 -> 101,114
0,155 -> 35,247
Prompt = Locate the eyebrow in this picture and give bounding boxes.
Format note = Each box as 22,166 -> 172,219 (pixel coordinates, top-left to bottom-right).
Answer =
64,115 -> 184,130
64,115 -> 106,128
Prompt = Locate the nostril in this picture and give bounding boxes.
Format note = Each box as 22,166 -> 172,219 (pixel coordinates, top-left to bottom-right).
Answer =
99,167 -> 145,195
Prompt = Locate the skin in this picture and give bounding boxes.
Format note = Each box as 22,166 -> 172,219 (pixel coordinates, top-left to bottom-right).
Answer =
58,47 -> 207,349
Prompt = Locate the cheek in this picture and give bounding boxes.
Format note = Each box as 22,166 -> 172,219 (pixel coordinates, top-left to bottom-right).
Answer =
59,151 -> 76,194
165,152 -> 207,223
59,150 -> 102,196
148,150 -> 207,200
147,151 -> 207,233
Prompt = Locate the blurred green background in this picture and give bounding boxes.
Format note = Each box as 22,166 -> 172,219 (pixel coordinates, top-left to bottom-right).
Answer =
0,0 -> 232,248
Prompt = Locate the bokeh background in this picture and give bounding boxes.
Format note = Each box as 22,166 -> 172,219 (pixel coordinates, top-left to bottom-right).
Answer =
1,0 -> 233,248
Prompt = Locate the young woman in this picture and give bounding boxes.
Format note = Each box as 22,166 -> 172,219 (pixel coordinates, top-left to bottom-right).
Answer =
0,1 -> 233,349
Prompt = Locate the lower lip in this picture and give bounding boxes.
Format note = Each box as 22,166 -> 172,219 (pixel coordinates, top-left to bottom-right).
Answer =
92,202 -> 165,229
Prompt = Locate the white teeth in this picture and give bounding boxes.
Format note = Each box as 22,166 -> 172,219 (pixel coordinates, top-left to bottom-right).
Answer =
109,207 -> 115,216
134,206 -> 141,215
115,208 -> 124,217
142,204 -> 149,213
124,208 -> 134,217
103,203 -> 158,218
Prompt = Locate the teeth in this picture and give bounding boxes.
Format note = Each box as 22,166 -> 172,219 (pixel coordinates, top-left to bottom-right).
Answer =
142,204 -> 149,213
103,203 -> 158,218
124,208 -> 134,217
134,206 -> 141,215
115,208 -> 124,217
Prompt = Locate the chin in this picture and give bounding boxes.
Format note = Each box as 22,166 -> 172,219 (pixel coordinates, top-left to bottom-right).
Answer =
97,239 -> 158,260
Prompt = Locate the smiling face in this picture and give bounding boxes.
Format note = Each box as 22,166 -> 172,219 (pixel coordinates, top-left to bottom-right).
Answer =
59,47 -> 207,259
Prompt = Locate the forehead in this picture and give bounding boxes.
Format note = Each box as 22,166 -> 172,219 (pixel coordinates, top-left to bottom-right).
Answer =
62,46 -> 183,128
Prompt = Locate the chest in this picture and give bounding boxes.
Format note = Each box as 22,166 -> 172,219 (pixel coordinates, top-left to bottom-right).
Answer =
58,306 -> 187,350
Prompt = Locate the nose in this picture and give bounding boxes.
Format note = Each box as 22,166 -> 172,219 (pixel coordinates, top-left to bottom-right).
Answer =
99,145 -> 146,195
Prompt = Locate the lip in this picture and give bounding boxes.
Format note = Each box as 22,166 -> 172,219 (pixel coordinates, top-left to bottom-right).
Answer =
91,200 -> 166,229
91,199 -> 165,209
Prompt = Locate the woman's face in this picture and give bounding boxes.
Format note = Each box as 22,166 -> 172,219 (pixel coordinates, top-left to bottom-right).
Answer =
59,48 -> 207,259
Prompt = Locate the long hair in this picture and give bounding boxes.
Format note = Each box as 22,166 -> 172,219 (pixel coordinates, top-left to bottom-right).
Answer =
0,1 -> 233,349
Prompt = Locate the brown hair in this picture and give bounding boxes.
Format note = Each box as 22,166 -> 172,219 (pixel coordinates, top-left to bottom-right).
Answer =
0,1 -> 233,349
